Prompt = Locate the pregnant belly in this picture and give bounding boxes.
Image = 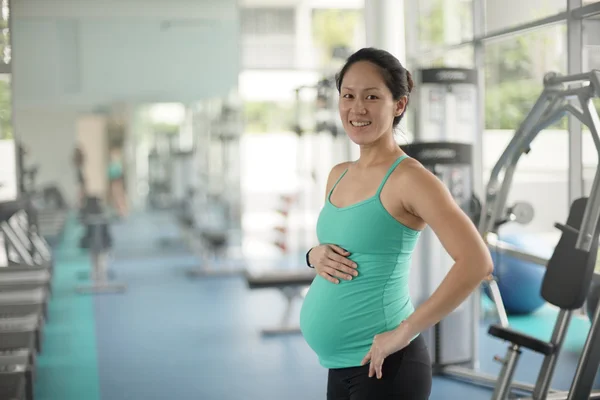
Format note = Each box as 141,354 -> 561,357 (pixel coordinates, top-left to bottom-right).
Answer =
299,276 -> 390,362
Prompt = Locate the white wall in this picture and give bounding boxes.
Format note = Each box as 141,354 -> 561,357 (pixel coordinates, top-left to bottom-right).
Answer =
12,0 -> 240,110
10,0 -> 240,206
13,108 -> 81,205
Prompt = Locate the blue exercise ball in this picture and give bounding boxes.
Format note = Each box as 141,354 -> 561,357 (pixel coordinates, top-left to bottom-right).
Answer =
486,232 -> 552,315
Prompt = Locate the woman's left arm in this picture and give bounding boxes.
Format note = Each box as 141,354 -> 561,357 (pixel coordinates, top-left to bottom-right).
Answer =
399,162 -> 494,338
361,162 -> 494,378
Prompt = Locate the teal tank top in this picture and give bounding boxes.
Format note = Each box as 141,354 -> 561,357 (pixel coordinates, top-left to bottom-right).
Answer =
108,161 -> 123,180
299,155 -> 421,369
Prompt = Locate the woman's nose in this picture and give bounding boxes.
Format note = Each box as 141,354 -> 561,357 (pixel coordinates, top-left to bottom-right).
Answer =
352,100 -> 366,114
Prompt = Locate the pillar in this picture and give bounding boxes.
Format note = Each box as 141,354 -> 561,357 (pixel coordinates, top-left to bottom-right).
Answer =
364,0 -> 406,63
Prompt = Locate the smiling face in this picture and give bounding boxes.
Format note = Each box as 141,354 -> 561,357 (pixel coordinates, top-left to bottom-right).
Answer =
338,61 -> 406,146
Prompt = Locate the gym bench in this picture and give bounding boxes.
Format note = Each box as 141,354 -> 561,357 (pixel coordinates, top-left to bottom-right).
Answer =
244,269 -> 316,336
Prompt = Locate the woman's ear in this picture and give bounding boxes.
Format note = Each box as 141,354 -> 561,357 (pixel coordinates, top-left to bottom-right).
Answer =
395,96 -> 408,117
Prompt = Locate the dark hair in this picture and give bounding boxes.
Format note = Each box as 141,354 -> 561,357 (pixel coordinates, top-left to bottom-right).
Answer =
335,47 -> 414,128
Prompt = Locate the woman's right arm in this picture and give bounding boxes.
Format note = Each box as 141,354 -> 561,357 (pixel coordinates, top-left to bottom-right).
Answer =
307,162 -> 358,284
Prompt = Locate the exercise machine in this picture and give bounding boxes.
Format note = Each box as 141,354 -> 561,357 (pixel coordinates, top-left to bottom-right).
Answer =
6,207 -> 53,271
0,199 -> 54,400
407,67 -> 516,374
182,101 -> 245,278
76,197 -> 126,294
474,70 -> 600,399
147,134 -> 174,210
0,139 -> 51,400
182,216 -> 244,278
410,68 -> 600,397
450,70 -> 600,397
171,148 -> 195,217
488,197 -> 598,400
16,143 -> 68,244
0,201 -> 51,319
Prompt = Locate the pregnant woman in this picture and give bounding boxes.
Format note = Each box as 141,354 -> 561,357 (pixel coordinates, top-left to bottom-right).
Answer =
299,47 -> 493,400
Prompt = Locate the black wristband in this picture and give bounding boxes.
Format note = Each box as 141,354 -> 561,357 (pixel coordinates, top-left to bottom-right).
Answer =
306,247 -> 315,268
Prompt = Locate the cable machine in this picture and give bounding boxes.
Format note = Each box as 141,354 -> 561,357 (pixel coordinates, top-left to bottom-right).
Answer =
445,70 -> 600,399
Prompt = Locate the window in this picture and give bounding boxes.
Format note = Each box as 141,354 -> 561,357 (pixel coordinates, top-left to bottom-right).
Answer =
483,24 -> 569,233
243,101 -> 297,134
418,0 -> 473,51
416,44 -> 474,69
240,7 -> 297,70
311,8 -> 363,69
241,8 -> 296,35
582,18 -> 600,197
485,24 -> 566,130
485,0 -> 565,34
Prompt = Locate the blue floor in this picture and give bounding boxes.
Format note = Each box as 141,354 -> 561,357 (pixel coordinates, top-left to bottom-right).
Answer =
39,211 -> 600,400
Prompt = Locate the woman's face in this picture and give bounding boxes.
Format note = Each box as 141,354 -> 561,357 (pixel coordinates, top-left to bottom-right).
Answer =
338,61 -> 406,146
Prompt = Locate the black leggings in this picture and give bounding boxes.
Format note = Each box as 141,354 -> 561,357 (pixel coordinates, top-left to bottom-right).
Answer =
327,335 -> 432,400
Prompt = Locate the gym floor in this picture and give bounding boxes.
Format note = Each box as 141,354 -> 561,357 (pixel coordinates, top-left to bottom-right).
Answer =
34,212 -> 599,400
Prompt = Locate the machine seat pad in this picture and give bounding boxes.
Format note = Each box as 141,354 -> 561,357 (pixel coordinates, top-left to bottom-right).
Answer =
488,324 -> 555,355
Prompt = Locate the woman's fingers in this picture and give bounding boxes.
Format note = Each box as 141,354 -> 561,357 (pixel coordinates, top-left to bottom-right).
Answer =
328,244 -> 350,256
319,270 -> 339,284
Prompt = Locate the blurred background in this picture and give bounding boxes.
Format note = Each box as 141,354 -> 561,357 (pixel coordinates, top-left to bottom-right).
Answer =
0,0 -> 600,399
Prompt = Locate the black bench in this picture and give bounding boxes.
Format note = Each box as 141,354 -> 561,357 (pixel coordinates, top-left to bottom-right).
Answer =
244,268 -> 316,336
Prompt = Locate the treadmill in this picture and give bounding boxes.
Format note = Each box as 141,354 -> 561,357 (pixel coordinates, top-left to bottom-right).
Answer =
0,200 -> 51,319
0,199 -> 53,400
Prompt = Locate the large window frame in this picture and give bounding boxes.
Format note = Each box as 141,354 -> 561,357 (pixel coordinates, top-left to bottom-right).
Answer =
407,0 -> 600,203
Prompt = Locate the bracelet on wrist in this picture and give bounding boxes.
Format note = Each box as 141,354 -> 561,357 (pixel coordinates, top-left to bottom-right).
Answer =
306,247 -> 315,268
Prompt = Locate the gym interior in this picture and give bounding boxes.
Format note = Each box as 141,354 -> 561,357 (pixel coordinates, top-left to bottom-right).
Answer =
1,0 -> 600,399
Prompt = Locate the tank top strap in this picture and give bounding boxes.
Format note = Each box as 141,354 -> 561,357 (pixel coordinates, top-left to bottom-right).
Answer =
327,167 -> 350,200
376,155 -> 410,195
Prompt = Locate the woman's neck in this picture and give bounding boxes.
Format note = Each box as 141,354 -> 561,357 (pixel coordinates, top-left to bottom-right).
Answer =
355,135 -> 403,168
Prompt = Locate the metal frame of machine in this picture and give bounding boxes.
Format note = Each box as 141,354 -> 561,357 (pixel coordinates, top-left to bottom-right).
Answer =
443,70 -> 600,399
182,100 -> 246,279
